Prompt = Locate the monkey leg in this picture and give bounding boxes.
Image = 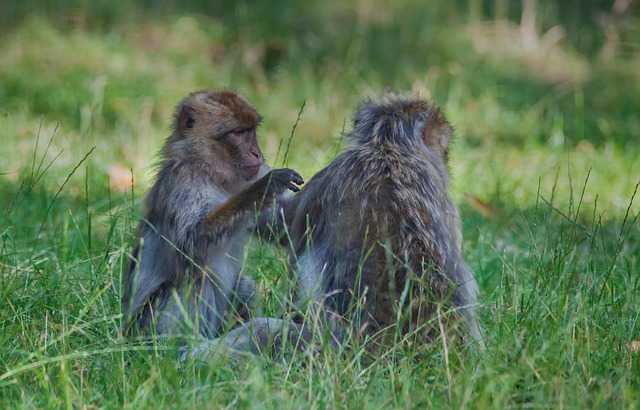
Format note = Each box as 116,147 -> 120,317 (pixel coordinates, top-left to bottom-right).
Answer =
179,318 -> 315,361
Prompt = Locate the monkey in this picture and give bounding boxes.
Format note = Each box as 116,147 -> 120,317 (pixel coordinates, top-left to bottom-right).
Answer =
121,89 -> 304,342
282,92 -> 482,350
189,91 -> 482,360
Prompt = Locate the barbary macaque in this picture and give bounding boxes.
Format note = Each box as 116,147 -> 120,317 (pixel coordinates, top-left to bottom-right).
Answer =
194,92 -> 482,359
122,89 -> 303,341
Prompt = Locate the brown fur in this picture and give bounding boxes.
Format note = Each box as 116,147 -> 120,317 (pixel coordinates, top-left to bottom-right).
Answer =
122,89 -> 303,340
190,92 -> 482,360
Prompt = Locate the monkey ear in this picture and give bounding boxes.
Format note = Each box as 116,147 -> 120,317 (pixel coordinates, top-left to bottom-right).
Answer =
423,110 -> 452,161
177,104 -> 195,134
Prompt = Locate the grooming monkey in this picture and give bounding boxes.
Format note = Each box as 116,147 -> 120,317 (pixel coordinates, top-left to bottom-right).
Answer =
195,92 -> 482,359
122,89 -> 303,339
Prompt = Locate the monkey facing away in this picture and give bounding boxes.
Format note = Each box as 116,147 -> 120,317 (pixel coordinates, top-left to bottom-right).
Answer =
283,92 -> 482,349
194,92 -> 482,359
122,89 -> 303,340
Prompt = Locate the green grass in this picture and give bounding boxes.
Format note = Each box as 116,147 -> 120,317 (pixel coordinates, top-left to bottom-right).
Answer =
1,1 -> 639,408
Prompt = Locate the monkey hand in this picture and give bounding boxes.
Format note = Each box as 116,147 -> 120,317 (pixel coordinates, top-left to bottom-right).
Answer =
263,168 -> 304,195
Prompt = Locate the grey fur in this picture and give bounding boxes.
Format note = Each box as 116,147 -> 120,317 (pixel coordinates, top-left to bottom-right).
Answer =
122,89 -> 303,342
194,92 -> 483,359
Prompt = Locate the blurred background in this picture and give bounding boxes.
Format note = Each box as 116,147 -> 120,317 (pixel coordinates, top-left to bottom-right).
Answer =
0,0 -> 638,218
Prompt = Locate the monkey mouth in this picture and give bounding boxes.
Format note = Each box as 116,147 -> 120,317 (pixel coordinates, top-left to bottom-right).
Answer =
240,165 -> 261,180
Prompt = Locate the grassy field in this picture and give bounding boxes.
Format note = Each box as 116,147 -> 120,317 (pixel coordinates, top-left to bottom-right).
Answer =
1,1 -> 639,408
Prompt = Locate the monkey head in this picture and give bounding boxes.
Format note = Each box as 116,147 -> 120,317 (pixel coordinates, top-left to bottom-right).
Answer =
172,89 -> 266,183
351,92 -> 453,164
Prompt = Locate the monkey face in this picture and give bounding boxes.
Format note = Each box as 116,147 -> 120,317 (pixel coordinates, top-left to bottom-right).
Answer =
226,127 -> 265,181
173,89 -> 265,182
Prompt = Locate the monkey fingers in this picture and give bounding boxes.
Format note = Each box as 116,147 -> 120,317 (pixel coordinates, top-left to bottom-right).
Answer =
269,168 -> 304,194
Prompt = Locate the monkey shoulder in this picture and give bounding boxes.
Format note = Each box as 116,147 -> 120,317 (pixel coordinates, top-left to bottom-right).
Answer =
141,165 -> 232,244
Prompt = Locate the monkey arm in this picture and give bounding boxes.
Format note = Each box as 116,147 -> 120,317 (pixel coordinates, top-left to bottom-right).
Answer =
122,229 -> 180,332
202,168 -> 303,243
452,260 -> 484,346
201,183 -> 271,243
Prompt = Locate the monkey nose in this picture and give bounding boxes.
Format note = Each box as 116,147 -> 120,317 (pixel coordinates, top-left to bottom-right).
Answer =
252,152 -> 264,163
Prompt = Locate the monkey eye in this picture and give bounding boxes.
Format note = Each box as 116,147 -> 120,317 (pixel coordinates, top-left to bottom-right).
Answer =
229,128 -> 246,136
